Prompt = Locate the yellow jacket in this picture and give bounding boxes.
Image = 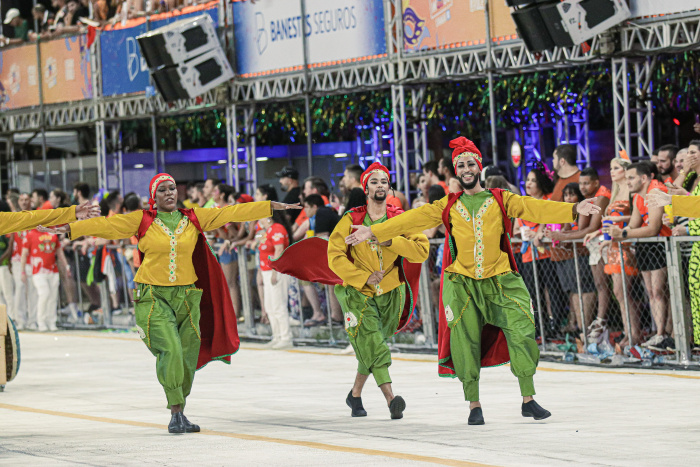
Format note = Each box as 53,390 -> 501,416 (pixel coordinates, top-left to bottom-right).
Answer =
372,191 -> 574,280
328,212 -> 429,297
672,195 -> 700,219
70,202 -> 272,286
0,206 -> 76,236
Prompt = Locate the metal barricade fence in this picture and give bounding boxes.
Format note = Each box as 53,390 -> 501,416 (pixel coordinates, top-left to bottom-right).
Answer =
512,236 -> 699,366
54,243 -> 136,329
50,236 -> 698,366
234,243 -> 437,349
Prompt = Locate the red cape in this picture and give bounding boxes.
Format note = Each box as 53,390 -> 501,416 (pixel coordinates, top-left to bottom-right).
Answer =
270,205 -> 422,333
137,209 -> 240,370
438,189 -> 514,376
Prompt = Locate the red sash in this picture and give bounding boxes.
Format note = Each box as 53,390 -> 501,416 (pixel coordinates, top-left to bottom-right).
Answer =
136,209 -> 240,370
438,189 -> 512,376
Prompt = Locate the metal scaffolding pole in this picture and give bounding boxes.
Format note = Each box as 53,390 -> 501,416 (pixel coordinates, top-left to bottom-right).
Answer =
33,0 -> 49,189
300,0 -> 313,176
485,0 -> 498,164
226,104 -> 236,188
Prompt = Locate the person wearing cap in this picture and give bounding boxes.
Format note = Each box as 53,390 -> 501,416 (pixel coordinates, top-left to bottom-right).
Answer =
2,9 -> 29,45
328,162 -> 429,420
346,137 -> 601,425
277,166 -> 302,222
41,173 -> 300,434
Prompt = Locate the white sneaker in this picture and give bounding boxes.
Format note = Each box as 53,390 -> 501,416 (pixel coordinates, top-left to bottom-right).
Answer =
263,339 -> 279,349
642,334 -> 665,348
288,317 -> 301,326
272,339 -> 294,350
587,318 -> 607,341
340,344 -> 355,355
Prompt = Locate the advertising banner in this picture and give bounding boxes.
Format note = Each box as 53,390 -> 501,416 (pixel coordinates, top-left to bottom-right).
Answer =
629,0 -> 700,17
40,35 -> 93,104
233,0 -> 386,76
402,0 -> 516,52
0,43 -> 40,110
101,4 -> 219,97
100,22 -> 149,97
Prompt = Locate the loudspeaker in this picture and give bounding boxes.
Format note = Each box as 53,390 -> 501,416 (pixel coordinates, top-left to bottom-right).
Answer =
552,0 -> 630,45
138,14 -> 219,69
539,3 -> 574,47
151,47 -> 233,102
137,14 -> 233,102
511,0 -> 630,51
511,6 -> 555,52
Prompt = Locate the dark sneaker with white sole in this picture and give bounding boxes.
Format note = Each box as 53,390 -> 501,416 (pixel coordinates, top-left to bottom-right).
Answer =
522,400 -> 551,420
346,391 -> 367,417
468,407 -> 485,425
389,396 -> 406,419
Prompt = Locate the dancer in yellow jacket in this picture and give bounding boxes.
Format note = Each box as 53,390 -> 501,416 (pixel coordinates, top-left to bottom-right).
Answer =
346,138 -> 600,425
328,162 -> 429,420
0,201 -> 98,235
43,174 -> 299,433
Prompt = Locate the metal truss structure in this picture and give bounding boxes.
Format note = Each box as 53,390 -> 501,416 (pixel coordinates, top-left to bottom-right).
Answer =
3,1 -> 700,190
555,105 -> 590,168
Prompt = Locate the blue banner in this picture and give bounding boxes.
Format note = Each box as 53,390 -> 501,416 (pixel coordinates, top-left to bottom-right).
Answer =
233,0 -> 386,76
100,6 -> 220,97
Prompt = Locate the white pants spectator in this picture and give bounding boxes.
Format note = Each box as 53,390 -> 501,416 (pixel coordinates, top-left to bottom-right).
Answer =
261,269 -> 292,344
33,272 -> 60,332
0,265 -> 14,322
12,261 -> 37,329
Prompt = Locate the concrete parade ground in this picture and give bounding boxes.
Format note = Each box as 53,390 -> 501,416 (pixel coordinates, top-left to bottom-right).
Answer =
1,331 -> 697,466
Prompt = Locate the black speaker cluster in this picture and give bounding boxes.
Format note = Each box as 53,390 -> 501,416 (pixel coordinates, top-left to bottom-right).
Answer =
137,15 -> 234,102
507,0 -> 630,53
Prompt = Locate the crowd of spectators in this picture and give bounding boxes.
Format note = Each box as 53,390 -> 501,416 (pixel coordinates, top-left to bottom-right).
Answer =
0,0 -> 214,46
3,133 -> 698,358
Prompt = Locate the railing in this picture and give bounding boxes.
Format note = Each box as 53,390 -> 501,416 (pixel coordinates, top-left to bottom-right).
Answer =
42,235 -> 699,367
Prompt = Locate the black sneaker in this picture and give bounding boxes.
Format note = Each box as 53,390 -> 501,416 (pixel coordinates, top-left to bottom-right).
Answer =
468,407 -> 485,425
389,396 -> 406,420
521,400 -> 551,420
168,412 -> 186,433
662,336 -> 676,351
346,391 -> 367,417
182,414 -> 200,433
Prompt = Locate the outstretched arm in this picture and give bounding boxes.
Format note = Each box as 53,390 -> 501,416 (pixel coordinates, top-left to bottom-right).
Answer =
346,198 -> 446,246
195,202 -> 275,231
504,191 -> 599,224
647,189 -> 700,218
67,211 -> 144,240
328,215 -> 372,289
0,203 -> 100,236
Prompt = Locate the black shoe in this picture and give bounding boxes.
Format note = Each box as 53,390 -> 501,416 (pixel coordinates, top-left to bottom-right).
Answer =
182,414 -> 200,433
389,396 -> 406,420
168,412 -> 186,433
468,407 -> 485,425
521,400 -> 551,420
346,391 -> 367,417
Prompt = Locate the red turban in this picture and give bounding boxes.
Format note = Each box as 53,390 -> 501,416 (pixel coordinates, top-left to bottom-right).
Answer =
449,137 -> 483,170
148,173 -> 176,210
236,193 -> 254,204
360,162 -> 390,191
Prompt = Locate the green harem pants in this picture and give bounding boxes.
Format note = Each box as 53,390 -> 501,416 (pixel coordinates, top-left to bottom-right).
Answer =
335,283 -> 405,386
442,272 -> 538,401
134,283 -> 203,408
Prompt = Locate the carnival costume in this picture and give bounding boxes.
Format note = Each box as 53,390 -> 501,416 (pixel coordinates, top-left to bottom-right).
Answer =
271,163 -> 428,419
67,174 -> 273,432
0,204 -> 88,390
366,138 -> 578,423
